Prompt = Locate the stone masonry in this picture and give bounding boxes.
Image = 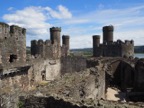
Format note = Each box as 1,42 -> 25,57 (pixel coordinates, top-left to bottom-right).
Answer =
0,22 -> 26,64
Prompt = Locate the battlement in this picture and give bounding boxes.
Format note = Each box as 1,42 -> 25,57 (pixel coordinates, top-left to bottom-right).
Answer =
125,40 -> 134,45
38,39 -> 44,45
101,39 -> 134,46
31,40 -> 38,45
45,40 -> 51,45
31,39 -> 52,46
62,35 -> 70,39
0,22 -> 26,37
10,25 -> 26,35
93,35 -> 100,39
103,25 -> 114,31
0,22 -> 9,34
50,27 -> 61,32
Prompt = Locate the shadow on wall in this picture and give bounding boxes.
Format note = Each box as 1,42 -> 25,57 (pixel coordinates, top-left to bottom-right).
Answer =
0,66 -> 31,79
106,60 -> 135,92
19,96 -> 91,108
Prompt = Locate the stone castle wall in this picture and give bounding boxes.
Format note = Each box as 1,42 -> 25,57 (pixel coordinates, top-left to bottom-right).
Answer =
61,56 -> 87,75
0,22 -> 26,64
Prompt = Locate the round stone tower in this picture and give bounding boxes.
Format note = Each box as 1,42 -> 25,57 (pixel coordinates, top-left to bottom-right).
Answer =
93,35 -> 100,47
103,25 -> 114,43
62,35 -> 70,49
50,27 -> 61,58
50,27 -> 61,46
93,35 -> 100,57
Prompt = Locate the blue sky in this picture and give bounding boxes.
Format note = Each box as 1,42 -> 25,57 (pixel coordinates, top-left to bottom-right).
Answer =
0,0 -> 144,48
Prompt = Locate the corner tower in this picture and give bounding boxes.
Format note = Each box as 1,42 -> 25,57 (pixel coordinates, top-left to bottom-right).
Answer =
93,35 -> 100,57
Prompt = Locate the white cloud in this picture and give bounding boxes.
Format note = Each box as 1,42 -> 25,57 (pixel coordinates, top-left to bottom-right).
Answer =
7,7 -> 14,11
45,5 -> 72,19
3,6 -> 50,41
2,4 -> 144,48
60,5 -> 144,48
70,35 -> 93,49
3,5 -> 72,46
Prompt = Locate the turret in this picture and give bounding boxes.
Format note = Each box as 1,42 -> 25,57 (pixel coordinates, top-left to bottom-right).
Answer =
31,40 -> 38,56
93,35 -> 100,57
50,27 -> 61,58
103,25 -> 114,43
93,35 -> 100,47
50,27 -> 61,46
62,35 -> 70,49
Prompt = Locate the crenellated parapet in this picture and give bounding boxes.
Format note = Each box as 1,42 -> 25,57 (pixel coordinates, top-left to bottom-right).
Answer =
38,39 -> 44,45
125,40 -> 134,45
0,22 -> 10,41
0,22 -> 26,41
0,22 -> 9,33
50,27 -> 61,32
10,25 -> 26,35
103,25 -> 114,31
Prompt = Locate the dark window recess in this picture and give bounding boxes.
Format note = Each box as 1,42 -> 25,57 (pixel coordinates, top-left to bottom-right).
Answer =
9,54 -> 17,63
5,37 -> 7,39
41,70 -> 46,80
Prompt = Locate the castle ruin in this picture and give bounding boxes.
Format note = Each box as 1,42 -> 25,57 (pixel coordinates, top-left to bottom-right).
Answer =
93,25 -> 134,58
0,22 -> 26,64
0,22 -> 144,108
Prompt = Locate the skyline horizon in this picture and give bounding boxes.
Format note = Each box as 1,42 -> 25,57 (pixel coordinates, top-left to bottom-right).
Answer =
0,0 -> 144,48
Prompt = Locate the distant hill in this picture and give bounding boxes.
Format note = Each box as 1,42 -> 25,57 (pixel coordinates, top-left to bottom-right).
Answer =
134,46 -> 144,53
70,48 -> 92,52
26,46 -> 144,55
71,46 -> 144,54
